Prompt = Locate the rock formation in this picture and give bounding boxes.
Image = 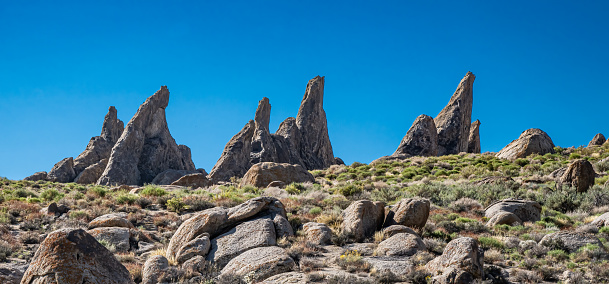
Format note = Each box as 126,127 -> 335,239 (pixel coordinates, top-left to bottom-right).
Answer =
467,119 -> 481,153
434,72 -> 475,155
342,200 -> 385,242
209,76 -> 337,182
98,86 -> 195,185
46,157 -> 76,183
383,198 -> 430,228
485,199 -> 541,224
393,114 -> 438,157
425,237 -> 484,283
560,159 -> 596,192
496,128 -> 555,160
240,162 -> 315,188
588,133 -> 606,147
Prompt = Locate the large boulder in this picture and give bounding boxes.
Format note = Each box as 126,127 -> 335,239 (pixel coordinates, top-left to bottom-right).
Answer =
485,199 -> 541,223
209,76 -> 337,182
142,255 -> 168,284
97,86 -> 196,186
375,232 -> 426,257
496,128 -> 555,160
0,263 -> 27,284
560,159 -> 596,192
591,212 -> 609,228
425,237 -> 484,282
486,211 -> 522,227
221,246 -> 295,283
393,114 -> 438,157
240,162 -> 315,188
176,234 -> 211,264
434,72 -> 475,155
207,217 -> 277,267
73,158 -> 108,184
166,207 -> 229,260
47,157 -> 76,183
88,212 -> 134,229
24,171 -> 48,181
588,133 -> 606,147
467,119 -> 481,153
86,227 -> 131,252
20,228 -> 133,284
384,198 -> 430,229
170,173 -> 211,188
540,232 -> 603,253
342,200 -> 385,242
73,106 -> 124,177
151,169 -> 202,185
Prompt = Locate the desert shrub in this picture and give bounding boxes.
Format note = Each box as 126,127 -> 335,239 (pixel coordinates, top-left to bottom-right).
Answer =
285,183 -> 306,195
371,186 -> 402,203
547,249 -> 569,261
478,237 -> 504,250
69,210 -> 89,220
140,185 -> 167,197
309,207 -> 322,215
597,160 -> 609,173
241,185 -> 261,195
515,158 -> 530,167
40,189 -> 63,202
182,195 -> 213,211
115,193 -> 138,205
135,197 -> 152,209
543,186 -> 583,213
337,250 -> 369,273
334,184 -> 362,197
166,197 -> 186,213
87,186 -> 107,197
450,197 -> 482,212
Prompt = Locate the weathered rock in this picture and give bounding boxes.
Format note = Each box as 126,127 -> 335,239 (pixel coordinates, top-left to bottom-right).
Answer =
167,207 -> 229,260
45,202 -> 70,216
273,214 -> 294,238
87,227 -> 131,252
181,255 -> 206,274
207,217 -> 277,267
496,128 -> 555,160
20,228 -> 133,284
73,106 -> 124,176
393,114 -> 438,157
364,257 -> 414,282
384,198 -> 430,228
267,181 -> 286,188
486,211 -> 522,227
261,271 -> 307,283
342,200 -> 385,242
381,225 -> 417,239
375,233 -> 426,256
176,234 -> 211,264
539,232 -> 603,253
467,119 -> 481,153
227,196 -> 287,223
588,133 -> 606,147
434,72 -> 475,155
425,237 -> 484,281
98,86 -> 196,186
221,246 -> 295,283
240,162 -> 315,188
88,213 -> 134,229
142,255 -> 168,284
0,263 -> 27,284
485,199 -> 541,223
302,222 -> 332,245
74,158 -> 108,184
591,212 -> 609,228
210,76 -> 336,182
549,167 -> 568,179
560,159 -> 596,192
171,173 -> 211,188
151,169 -> 202,185
24,171 -> 48,181
432,266 -> 476,284
47,157 -> 76,183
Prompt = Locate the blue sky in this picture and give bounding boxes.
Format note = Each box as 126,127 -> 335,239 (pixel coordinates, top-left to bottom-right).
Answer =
1,1 -> 608,180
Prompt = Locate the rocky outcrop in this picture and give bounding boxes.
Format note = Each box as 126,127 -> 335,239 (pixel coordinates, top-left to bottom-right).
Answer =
588,133 -> 606,147
166,197 -> 292,266
302,222 -> 333,245
170,173 -> 211,188
220,246 -> 295,282
384,198 -> 430,228
142,255 -> 169,284
87,227 -> 131,252
425,237 -> 484,283
73,106 -> 124,178
240,162 -> 315,188
485,199 -> 541,223
151,169 -> 204,185
73,158 -> 108,184
342,200 -> 385,242
393,114 -> 438,157
47,157 -> 76,183
209,76 -> 337,182
496,128 -> 555,160
24,171 -> 48,181
540,232 -> 603,253
560,159 -> 596,192
467,119 -> 481,153
20,228 -> 133,284
434,72 -> 475,156
486,211 -> 522,227
98,86 -> 195,185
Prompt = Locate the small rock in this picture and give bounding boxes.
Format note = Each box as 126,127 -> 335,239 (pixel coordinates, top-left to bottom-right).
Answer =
142,255 -> 169,284
176,234 -> 211,264
87,227 -> 131,252
591,212 -> 609,228
221,246 -> 295,283
45,202 -> 70,216
375,233 -> 426,256
302,222 -> 332,245
24,171 -> 48,181
267,181 -> 286,188
539,231 -> 603,253
0,263 -> 28,284
88,212 -> 134,229
485,199 -> 541,223
171,173 -> 211,188
486,211 -> 522,227
381,225 -> 417,239
47,157 -> 76,183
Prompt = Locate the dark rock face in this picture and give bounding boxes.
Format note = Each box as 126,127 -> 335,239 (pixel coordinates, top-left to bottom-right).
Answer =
496,128 -> 555,160
588,133 -> 606,147
560,159 -> 596,192
47,157 -> 76,183
209,76 -> 337,182
74,158 -> 108,184
73,106 -> 124,177
24,171 -> 48,181
394,114 -> 438,157
98,86 -> 195,185
434,72 -> 475,156
20,228 -> 133,284
467,119 -> 481,153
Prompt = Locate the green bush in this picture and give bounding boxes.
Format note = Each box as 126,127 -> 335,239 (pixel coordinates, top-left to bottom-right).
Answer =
478,237 -> 504,250
88,186 -> 107,198
309,207 -> 322,215
335,184 -> 362,197
116,193 -> 138,205
285,183 -> 306,195
40,189 -> 64,202
166,197 -> 187,213
547,249 -> 569,261
140,185 -> 167,197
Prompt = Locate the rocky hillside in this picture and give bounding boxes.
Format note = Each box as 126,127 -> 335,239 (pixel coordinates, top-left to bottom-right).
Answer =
4,73 -> 609,283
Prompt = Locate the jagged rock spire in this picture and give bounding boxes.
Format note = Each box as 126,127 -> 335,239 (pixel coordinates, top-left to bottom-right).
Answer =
434,71 -> 475,155
467,119 -> 481,153
394,114 -> 438,157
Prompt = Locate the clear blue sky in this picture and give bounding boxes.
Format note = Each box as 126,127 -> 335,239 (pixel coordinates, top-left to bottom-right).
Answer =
1,1 -> 608,180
